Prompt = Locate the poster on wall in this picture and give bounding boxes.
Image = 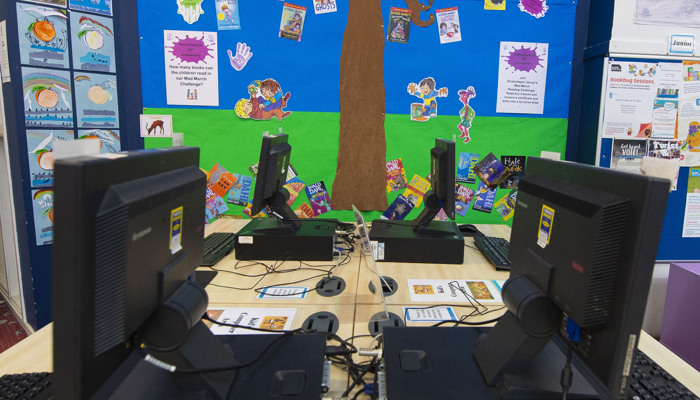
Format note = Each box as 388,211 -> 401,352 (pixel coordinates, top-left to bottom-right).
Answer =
26,129 -> 74,187
16,3 -> 69,69
436,7 -> 461,44
69,0 -> 112,16
215,0 -> 241,30
496,41 -> 548,114
70,12 -> 115,73
73,72 -> 118,129
601,61 -> 658,138
635,0 -> 700,28
164,30 -> 219,107
682,168 -> 700,237
32,188 -> 54,246
279,3 -> 306,42
21,67 -> 73,128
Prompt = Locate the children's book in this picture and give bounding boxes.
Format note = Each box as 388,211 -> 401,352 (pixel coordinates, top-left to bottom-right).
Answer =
386,158 -> 408,193
457,152 -> 479,184
243,202 -> 267,218
381,194 -> 414,220
494,189 -> 518,221
305,181 -> 333,216
312,0 -> 337,14
500,155 -> 526,189
279,3 -> 306,42
227,173 -> 255,206
403,174 -> 431,207
294,202 -> 316,218
284,177 -> 305,206
472,181 -> 497,213
215,0 -> 241,30
455,183 -> 475,217
248,162 -> 296,182
473,152 -> 510,189
207,163 -> 237,198
387,7 -> 411,44
436,7 -> 462,44
206,195 -> 229,220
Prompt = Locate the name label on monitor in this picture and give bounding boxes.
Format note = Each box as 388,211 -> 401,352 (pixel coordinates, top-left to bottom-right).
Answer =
537,205 -> 555,248
238,235 -> 253,244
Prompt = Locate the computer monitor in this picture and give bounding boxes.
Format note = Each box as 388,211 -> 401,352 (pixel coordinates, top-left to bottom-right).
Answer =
52,147 -> 326,399
249,133 -> 296,223
369,138 -> 463,264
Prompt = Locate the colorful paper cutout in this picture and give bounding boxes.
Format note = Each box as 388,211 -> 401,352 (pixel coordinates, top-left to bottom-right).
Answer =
519,0 -> 548,18
70,12 -> 115,73
176,0 -> 204,24
408,77 -> 448,121
485,0 -> 506,10
279,3 -> 306,42
73,72 -> 118,129
457,87 -> 476,143
403,0 -> 435,27
235,79 -> 291,121
227,42 -> 252,71
22,67 -> 73,128
16,4 -> 69,68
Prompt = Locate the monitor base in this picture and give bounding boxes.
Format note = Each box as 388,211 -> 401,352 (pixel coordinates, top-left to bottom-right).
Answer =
368,220 -> 464,264
235,218 -> 338,261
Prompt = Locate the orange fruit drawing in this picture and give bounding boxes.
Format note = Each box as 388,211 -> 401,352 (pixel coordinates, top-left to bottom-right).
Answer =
32,20 -> 56,42
35,88 -> 59,108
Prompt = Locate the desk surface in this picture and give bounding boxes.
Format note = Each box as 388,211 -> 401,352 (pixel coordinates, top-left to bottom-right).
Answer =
2,219 -> 699,399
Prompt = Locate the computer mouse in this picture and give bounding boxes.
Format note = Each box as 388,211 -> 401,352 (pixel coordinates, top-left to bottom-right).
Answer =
458,224 -> 483,236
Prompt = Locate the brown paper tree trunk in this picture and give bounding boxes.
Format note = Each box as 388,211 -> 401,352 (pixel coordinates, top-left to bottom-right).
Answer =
331,0 -> 388,211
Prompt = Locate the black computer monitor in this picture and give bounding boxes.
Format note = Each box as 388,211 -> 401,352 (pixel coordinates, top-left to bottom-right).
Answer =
52,147 -> 326,399
369,138 -> 463,264
249,133 -> 295,221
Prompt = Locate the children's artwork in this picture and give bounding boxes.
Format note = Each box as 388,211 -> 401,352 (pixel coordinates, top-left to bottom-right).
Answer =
494,189 -> 518,221
473,181 -> 497,213
227,42 -> 252,71
207,163 -> 237,198
403,174 -> 430,207
70,12 -> 114,73
387,7 -> 411,44
455,183 -> 475,217
457,87 -> 476,143
22,67 -> 73,128
24,0 -> 67,6
436,7 -> 461,44
216,0 -> 240,30
485,0 -> 506,10
382,195 -> 414,220
279,3 -> 306,42
457,152 -> 479,184
386,158 -> 408,193
176,0 -> 204,24
611,138 -> 645,172
227,173 -> 254,206
164,30 -> 218,106
235,79 -> 291,121
305,181 -> 333,216
294,202 -> 315,218
474,153 -> 510,189
77,129 -> 120,153
284,177 -> 305,206
500,155 -> 526,189
312,0 -> 337,14
16,4 -> 69,68
73,72 -> 118,129
407,77 -> 448,121
32,188 -> 54,245
140,114 -> 173,137
519,0 -> 548,18
26,130 -> 73,187
69,0 -> 111,16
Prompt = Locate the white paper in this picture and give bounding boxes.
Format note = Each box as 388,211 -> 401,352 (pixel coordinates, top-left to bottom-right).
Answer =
496,42 -> 548,115
402,306 -> 457,322
257,286 -> 308,299
164,30 -> 218,106
206,307 -> 297,335
0,21 -> 9,83
406,279 -> 503,304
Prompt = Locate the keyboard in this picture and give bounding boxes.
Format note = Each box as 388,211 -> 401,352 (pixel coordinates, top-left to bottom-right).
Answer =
0,372 -> 52,399
473,235 -> 511,270
201,232 -> 236,266
628,349 -> 699,400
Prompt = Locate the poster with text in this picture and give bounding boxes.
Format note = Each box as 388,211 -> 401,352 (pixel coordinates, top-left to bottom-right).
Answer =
496,42 -> 548,114
602,61 -> 658,137
164,30 -> 219,106
16,3 -> 69,69
70,12 -> 115,73
682,168 -> 700,237
73,72 -> 118,129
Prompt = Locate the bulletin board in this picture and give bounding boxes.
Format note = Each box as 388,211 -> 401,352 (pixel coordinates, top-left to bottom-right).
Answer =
138,0 -> 577,225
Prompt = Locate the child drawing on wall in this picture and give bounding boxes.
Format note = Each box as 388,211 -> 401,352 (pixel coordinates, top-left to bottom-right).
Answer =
407,77 -> 448,121
234,78 -> 291,121
457,86 -> 476,143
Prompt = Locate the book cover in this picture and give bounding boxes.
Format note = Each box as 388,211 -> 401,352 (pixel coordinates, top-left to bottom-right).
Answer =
494,188 -> 518,221
243,202 -> 267,218
312,0 -> 337,14
305,181 -> 333,216
474,152 -> 510,189
473,181 -> 497,213
215,0 -> 241,30
386,158 -> 408,193
207,163 -> 237,198
611,138 -> 645,173
403,174 -> 431,207
500,155 -> 526,189
284,176 -> 305,206
436,7 -> 461,44
457,152 -> 479,183
294,202 -> 316,218
647,139 -> 683,159
227,173 -> 255,206
387,7 -> 411,44
248,162 -> 297,182
206,195 -> 229,220
279,3 -> 306,42
381,194 -> 415,220
455,183 -> 475,217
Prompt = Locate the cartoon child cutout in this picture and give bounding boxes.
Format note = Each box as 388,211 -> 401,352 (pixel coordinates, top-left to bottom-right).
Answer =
407,77 -> 448,121
234,78 -> 291,121
457,86 -> 476,143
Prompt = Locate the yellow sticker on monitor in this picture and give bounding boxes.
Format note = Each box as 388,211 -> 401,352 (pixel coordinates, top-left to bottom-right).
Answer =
537,205 -> 554,248
170,206 -> 183,254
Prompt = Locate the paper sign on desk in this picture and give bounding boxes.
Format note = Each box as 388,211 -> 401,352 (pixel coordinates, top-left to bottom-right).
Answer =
407,279 -> 503,303
257,286 -> 308,299
403,306 -> 458,322
205,307 -> 297,335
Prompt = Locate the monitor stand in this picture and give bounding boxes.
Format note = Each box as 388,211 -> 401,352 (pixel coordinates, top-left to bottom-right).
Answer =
382,326 -> 598,400
368,220 -> 464,264
235,218 -> 338,261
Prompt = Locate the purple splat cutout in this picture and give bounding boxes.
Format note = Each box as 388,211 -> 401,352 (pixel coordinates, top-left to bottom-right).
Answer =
168,35 -> 215,64
519,0 -> 548,18
504,46 -> 544,73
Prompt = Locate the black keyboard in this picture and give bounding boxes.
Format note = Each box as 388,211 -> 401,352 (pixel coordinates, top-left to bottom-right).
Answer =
0,372 -> 52,399
201,232 -> 236,266
628,349 -> 699,400
473,235 -> 511,270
